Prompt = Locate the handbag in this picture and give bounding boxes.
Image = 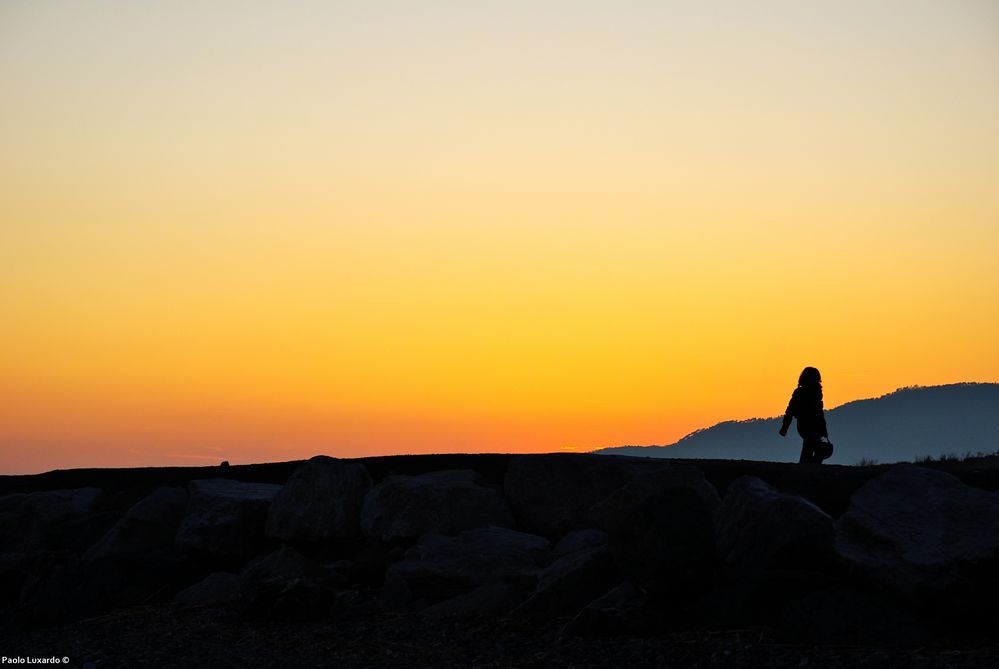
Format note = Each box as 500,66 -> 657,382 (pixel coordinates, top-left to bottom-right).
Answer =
817,437 -> 834,461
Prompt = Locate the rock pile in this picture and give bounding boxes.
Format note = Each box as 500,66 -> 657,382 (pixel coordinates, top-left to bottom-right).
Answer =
3,454 -> 999,646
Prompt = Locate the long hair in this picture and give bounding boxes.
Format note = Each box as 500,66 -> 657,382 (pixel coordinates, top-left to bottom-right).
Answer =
798,367 -> 822,398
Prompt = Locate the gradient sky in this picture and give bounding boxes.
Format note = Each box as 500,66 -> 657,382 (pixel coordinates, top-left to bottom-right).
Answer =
2,1 -> 998,474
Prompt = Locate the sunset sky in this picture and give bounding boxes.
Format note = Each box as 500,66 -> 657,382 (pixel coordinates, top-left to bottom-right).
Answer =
2,1 -> 998,474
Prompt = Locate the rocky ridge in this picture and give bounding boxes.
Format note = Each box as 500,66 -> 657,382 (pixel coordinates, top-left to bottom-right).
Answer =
3,453 -> 999,666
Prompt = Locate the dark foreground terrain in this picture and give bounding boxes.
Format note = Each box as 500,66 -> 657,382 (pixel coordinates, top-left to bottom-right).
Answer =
3,453 -> 999,668
8,602 -> 999,669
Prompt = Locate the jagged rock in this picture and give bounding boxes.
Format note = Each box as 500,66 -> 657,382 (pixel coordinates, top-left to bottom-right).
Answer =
379,566 -> 419,609
331,588 -> 366,617
381,526 -> 550,610
715,476 -> 834,575
513,545 -> 617,617
504,455 -> 652,538
0,488 -> 108,553
174,572 -> 244,606
84,486 -> 188,562
701,482 -> 839,630
590,465 -> 721,531
174,548 -> 333,616
266,456 -> 372,542
238,547 -> 336,621
1,549 -> 97,623
422,581 -> 527,617
243,577 -> 335,622
590,465 -> 721,603
405,527 -> 551,578
835,464 -> 999,599
241,545 -> 326,584
0,552 -> 39,605
175,479 -> 282,556
15,550 -> 84,626
322,559 -> 355,587
361,470 -> 513,542
564,581 -> 651,636
339,542 -> 404,588
1,488 -> 102,527
553,529 -> 608,556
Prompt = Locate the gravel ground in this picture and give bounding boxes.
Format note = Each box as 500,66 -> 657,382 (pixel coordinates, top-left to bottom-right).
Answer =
4,603 -> 999,669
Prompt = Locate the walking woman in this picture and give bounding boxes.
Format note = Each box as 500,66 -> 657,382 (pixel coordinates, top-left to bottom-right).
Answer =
779,367 -> 833,464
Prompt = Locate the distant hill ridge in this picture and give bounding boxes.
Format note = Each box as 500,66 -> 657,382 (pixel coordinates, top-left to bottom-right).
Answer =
596,382 -> 999,465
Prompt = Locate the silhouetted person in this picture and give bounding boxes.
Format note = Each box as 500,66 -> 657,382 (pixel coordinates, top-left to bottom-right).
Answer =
779,367 -> 833,464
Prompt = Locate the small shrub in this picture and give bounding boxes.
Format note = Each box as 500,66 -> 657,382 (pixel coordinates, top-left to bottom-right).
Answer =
960,450 -> 998,462
855,457 -> 879,466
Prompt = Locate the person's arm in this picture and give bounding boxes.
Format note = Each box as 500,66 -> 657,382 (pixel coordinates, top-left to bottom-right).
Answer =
779,390 -> 797,436
817,402 -> 829,438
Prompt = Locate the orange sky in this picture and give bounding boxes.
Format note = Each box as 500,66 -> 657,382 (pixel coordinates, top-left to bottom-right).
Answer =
2,2 -> 998,474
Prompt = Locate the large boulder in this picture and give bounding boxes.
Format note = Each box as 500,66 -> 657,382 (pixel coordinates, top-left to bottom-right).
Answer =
0,488 -> 108,553
84,486 -> 188,562
0,552 -> 41,606
381,526 -> 550,610
174,572 -> 244,606
361,470 -> 513,543
2,550 -> 89,623
590,465 -> 721,531
176,479 -> 282,556
266,456 -> 372,542
553,529 -> 609,556
174,547 -> 335,620
243,577 -> 336,622
504,454 -> 652,538
715,476 -> 834,576
513,544 -> 617,617
78,486 -> 191,614
422,581 -> 527,617
564,581 -> 651,636
239,547 -> 336,621
590,465 -> 721,603
835,464 -> 999,600
240,545 -> 326,584
14,550 -> 84,626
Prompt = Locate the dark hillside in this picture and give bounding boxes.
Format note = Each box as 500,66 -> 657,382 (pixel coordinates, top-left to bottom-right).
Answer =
599,383 -> 999,464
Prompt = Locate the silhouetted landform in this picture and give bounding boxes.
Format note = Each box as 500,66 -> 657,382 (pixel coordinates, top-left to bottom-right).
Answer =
5,453 -> 999,667
598,383 -> 999,464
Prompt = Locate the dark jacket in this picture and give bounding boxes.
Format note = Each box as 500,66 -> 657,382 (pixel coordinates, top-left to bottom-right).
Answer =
781,385 -> 828,441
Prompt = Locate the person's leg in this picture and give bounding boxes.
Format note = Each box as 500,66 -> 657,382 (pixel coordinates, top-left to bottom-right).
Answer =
799,441 -> 813,464
807,442 -> 819,463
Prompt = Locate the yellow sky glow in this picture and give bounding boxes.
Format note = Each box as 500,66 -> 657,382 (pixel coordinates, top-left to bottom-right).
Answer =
2,1 -> 998,473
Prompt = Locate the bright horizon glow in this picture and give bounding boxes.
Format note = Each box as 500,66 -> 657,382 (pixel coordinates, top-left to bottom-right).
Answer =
2,1 -> 998,474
